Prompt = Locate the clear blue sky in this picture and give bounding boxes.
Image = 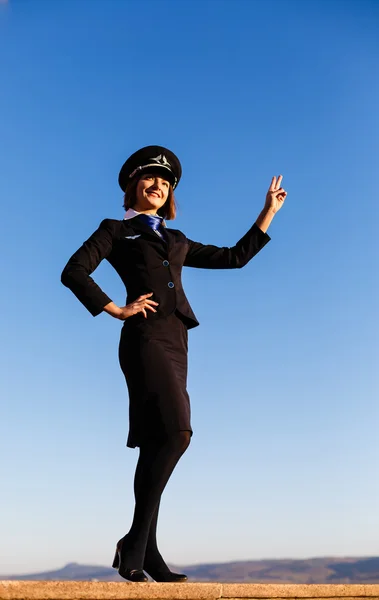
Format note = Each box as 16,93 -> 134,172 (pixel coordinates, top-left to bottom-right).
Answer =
1,0 -> 378,577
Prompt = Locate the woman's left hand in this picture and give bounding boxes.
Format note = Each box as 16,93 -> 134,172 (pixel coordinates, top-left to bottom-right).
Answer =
264,175 -> 287,214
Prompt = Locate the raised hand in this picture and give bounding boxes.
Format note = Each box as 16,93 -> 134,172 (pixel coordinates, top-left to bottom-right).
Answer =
265,175 -> 287,214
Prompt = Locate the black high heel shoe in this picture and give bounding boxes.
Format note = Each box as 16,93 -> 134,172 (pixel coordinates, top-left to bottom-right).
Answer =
143,566 -> 188,583
143,552 -> 188,582
112,538 -> 148,583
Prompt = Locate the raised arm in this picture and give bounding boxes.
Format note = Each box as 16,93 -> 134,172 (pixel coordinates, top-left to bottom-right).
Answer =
183,222 -> 270,269
61,218 -> 116,316
183,175 -> 287,269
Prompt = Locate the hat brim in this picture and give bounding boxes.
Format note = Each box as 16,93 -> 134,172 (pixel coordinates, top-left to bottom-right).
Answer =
125,165 -> 177,189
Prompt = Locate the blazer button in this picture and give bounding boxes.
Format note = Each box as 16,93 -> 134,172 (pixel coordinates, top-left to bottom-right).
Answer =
168,282 -> 175,289
163,260 -> 169,266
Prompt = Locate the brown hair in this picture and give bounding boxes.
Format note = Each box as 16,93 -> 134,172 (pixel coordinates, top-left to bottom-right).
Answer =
122,175 -> 177,222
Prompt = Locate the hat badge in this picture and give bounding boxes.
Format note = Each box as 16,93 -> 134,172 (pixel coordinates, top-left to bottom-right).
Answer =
150,154 -> 171,168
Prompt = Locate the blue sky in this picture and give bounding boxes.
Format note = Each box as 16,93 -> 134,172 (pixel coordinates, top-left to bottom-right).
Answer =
1,0 -> 378,577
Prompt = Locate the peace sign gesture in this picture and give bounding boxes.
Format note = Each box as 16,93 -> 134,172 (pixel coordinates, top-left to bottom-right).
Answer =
265,175 -> 287,214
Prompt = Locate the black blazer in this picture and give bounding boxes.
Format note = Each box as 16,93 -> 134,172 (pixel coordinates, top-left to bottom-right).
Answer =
61,216 -> 271,329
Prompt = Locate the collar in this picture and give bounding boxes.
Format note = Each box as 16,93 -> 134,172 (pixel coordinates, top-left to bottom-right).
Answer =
123,208 -> 142,220
123,208 -> 163,221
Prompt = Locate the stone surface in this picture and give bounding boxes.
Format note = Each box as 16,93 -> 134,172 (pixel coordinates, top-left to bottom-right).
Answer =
1,582 -> 379,600
221,585 -> 379,597
0,582 -> 222,600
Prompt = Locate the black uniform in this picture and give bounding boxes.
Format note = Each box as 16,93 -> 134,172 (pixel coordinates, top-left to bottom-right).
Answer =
61,215 -> 270,448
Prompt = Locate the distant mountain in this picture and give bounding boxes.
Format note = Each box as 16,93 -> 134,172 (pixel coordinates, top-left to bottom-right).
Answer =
3,557 -> 379,583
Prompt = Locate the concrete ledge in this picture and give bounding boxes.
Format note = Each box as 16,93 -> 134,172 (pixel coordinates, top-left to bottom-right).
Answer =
1,582 -> 379,600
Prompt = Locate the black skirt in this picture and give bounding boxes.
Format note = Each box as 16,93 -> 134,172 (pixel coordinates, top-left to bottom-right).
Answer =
119,310 -> 193,448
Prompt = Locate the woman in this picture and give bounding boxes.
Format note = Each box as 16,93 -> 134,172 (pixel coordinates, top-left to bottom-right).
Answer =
61,145 -> 287,583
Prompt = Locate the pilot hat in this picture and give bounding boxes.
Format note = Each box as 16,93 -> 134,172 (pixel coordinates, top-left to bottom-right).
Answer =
118,145 -> 182,192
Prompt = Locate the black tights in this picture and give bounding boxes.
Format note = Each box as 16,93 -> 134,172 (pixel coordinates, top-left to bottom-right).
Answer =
120,430 -> 191,571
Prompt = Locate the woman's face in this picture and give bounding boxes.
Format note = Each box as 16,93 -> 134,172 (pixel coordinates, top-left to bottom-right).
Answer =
134,173 -> 170,214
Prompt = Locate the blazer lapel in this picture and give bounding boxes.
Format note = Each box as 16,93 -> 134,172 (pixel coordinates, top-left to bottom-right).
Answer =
125,217 -> 174,253
127,217 -> 157,240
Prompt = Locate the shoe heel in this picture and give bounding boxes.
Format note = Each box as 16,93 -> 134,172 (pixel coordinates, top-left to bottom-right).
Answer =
112,547 -> 120,569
